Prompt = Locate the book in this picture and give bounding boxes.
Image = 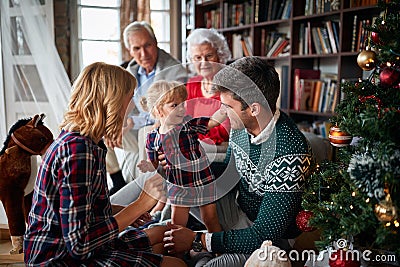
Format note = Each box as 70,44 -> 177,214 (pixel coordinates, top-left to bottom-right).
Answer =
331,21 -> 340,51
325,20 -> 338,53
299,79 -> 317,111
266,36 -> 284,57
311,27 -> 322,54
351,15 -> 358,52
272,38 -> 289,57
261,29 -> 266,56
299,23 -> 305,55
312,80 -> 324,112
241,38 -> 251,56
293,69 -> 321,110
275,0 -> 287,20
321,27 -> 332,53
318,81 -> 327,112
280,65 -> 290,109
316,27 -> 329,54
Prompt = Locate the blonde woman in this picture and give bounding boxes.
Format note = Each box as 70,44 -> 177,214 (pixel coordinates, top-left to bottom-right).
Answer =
24,62 -> 186,267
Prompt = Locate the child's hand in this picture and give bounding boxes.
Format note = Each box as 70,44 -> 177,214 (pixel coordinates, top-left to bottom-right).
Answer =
137,160 -> 156,173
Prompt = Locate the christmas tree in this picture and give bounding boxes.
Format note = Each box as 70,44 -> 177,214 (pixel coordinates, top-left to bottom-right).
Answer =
301,0 -> 400,260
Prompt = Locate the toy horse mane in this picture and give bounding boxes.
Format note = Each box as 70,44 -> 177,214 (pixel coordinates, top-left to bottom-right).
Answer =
0,116 -> 45,156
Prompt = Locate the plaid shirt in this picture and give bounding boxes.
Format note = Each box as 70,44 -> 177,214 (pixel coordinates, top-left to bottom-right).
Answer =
146,117 -> 216,206
24,130 -> 162,266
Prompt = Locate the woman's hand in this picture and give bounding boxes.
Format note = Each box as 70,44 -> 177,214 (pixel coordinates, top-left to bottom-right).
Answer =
139,173 -> 166,203
137,160 -> 156,173
104,136 -> 122,149
131,212 -> 153,228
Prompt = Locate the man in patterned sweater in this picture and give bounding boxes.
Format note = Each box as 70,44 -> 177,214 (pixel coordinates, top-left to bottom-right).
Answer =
163,56 -> 313,266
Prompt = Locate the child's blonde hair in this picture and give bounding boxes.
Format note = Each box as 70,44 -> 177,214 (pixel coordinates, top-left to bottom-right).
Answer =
141,80 -> 188,118
60,62 -> 136,142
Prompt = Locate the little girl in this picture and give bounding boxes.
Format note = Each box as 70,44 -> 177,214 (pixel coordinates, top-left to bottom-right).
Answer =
137,80 -> 226,233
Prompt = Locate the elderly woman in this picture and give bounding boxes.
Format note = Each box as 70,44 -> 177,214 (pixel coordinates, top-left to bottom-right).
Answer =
185,28 -> 232,146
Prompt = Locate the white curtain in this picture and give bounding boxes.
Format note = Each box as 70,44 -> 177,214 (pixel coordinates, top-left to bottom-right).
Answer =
0,0 -> 71,138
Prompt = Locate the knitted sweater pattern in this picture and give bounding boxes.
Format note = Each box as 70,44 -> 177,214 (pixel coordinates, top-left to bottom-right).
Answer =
212,112 -> 312,254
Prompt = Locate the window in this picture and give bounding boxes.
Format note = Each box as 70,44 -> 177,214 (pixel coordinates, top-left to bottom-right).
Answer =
150,0 -> 170,53
77,0 -> 121,68
73,0 -> 185,75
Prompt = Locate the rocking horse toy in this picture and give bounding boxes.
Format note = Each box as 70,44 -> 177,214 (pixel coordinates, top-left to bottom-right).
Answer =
0,114 -> 53,254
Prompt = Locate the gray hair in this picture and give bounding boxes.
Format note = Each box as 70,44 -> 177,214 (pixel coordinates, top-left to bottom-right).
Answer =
213,57 -> 280,113
123,21 -> 157,49
186,28 -> 231,64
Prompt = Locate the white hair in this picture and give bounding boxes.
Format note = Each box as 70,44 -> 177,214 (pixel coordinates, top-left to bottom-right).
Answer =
186,28 -> 231,64
123,21 -> 157,49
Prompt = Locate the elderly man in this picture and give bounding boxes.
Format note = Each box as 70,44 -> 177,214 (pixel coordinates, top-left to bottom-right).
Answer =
163,57 -> 313,267
107,21 -> 187,195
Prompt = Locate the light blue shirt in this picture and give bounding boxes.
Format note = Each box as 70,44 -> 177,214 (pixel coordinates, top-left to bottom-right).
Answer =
131,66 -> 156,129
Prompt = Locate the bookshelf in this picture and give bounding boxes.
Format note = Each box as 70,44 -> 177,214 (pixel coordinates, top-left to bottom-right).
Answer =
189,0 -> 381,133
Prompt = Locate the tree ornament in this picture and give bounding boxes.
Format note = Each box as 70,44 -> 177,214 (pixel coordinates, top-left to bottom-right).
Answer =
357,49 -> 377,71
329,249 -> 361,267
348,149 -> 400,200
329,126 -> 353,147
371,31 -> 382,45
296,210 -> 315,232
380,67 -> 400,87
375,193 -> 398,222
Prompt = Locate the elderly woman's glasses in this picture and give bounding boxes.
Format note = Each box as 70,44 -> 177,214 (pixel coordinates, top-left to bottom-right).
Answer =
191,53 -> 218,62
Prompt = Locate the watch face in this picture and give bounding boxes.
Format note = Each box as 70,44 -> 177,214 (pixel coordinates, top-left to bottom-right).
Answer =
192,241 -> 203,252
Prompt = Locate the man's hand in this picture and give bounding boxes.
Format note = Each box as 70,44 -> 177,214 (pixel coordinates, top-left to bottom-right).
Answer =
163,221 -> 196,254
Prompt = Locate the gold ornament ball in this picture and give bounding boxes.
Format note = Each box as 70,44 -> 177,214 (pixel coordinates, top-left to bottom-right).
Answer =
357,50 -> 377,71
374,194 -> 398,222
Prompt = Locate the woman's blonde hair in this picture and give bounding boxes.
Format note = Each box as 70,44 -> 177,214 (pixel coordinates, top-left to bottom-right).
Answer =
140,80 -> 187,119
60,62 -> 136,142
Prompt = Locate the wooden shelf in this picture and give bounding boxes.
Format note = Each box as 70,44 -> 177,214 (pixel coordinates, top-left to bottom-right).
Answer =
190,0 -> 381,127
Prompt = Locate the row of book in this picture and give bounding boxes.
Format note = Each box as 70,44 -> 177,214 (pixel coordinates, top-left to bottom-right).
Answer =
261,30 -> 290,57
204,8 -> 221,29
305,0 -> 340,15
349,0 -> 378,7
298,21 -> 340,55
203,2 -> 253,29
293,69 -> 340,113
232,34 -> 253,58
223,2 -> 252,28
297,120 -> 332,139
255,0 -> 292,23
350,15 -> 379,52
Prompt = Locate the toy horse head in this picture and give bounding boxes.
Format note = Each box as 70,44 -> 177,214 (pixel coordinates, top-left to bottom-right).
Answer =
0,114 -> 54,156
0,113 -> 53,254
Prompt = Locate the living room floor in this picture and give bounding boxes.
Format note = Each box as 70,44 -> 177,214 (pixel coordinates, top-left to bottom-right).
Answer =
0,224 -> 24,266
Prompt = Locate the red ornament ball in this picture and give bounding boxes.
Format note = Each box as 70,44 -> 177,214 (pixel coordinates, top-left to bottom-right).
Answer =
380,67 -> 400,87
329,126 -> 353,147
329,249 -> 361,267
371,31 -> 382,45
296,210 -> 314,232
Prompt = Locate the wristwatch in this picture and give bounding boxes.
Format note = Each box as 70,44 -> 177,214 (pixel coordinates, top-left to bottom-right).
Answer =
192,232 -> 204,252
